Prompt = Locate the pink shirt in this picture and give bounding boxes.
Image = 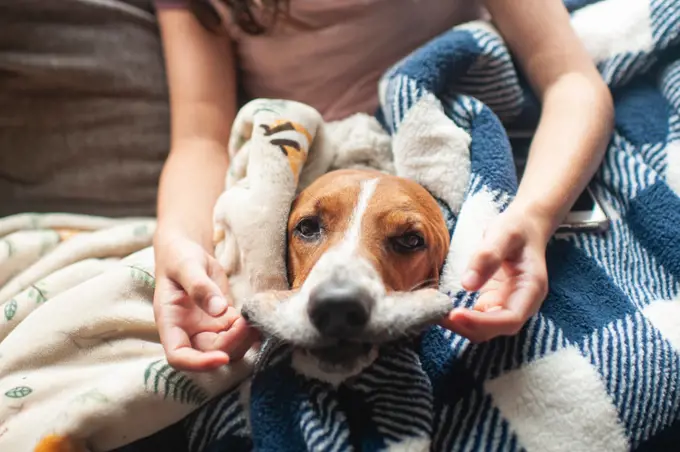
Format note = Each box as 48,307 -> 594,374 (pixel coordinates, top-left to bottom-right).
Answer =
158,0 -> 482,120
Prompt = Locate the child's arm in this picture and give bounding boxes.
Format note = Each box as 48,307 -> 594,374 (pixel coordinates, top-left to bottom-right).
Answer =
488,0 -> 614,232
153,8 -> 256,370
156,7 -> 235,251
441,0 -> 614,342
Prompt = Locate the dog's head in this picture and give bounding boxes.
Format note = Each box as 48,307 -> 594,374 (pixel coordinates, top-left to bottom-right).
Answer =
242,169 -> 451,380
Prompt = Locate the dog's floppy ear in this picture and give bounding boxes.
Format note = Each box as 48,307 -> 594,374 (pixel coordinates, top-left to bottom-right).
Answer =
428,222 -> 451,286
369,288 -> 452,342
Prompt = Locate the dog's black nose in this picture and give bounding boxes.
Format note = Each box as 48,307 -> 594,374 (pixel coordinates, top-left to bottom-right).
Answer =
307,282 -> 374,338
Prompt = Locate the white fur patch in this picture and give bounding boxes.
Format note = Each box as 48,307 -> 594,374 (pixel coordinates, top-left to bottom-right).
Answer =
485,347 -> 629,452
342,178 -> 380,256
643,297 -> 680,351
291,347 -> 379,386
439,189 -> 501,294
571,0 -> 654,62
384,436 -> 431,452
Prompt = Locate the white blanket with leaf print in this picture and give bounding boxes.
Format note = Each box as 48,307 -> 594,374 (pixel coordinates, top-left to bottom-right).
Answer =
0,214 -> 255,452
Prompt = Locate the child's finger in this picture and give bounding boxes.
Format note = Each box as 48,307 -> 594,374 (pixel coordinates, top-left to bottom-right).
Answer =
461,309 -> 525,336
213,317 -> 260,361
473,283 -> 512,312
208,258 -> 235,305
474,303 -> 504,313
462,228 -> 523,292
168,348 -> 230,371
505,277 -> 547,319
218,322 -> 261,362
169,295 -> 240,335
441,308 -> 525,343
162,324 -> 230,371
191,331 -> 223,351
461,249 -> 501,292
438,310 -> 491,343
210,305 -> 242,331
173,260 -> 228,317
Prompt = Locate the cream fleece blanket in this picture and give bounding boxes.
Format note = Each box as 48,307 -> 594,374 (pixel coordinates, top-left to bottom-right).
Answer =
0,215 -> 256,451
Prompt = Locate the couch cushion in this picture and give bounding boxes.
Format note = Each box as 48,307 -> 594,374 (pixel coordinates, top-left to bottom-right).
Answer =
0,0 -> 169,217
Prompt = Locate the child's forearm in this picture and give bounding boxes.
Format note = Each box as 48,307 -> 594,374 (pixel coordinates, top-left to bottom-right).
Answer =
155,8 -> 238,253
156,142 -> 230,252
513,72 -> 613,238
484,0 -> 614,238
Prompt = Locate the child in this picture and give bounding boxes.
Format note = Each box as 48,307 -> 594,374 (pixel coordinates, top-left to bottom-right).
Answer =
152,0 -> 613,371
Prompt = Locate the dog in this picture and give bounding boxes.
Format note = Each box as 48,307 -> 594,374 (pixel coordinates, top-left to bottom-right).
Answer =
241,168 -> 452,382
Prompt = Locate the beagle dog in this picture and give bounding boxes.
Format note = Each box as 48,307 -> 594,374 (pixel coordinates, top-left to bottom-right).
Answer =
242,168 -> 452,380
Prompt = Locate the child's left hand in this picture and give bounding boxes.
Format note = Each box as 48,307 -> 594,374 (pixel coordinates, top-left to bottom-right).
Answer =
439,203 -> 552,343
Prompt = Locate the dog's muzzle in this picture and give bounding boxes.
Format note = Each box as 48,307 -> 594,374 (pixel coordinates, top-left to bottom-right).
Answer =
241,279 -> 452,377
303,277 -> 376,367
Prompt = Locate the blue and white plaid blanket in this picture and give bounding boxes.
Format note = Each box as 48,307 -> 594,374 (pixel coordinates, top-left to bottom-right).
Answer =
182,0 -> 680,450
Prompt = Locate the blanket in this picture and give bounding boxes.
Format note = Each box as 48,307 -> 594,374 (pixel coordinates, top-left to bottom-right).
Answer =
0,215 -> 259,451
183,0 -> 680,451
1,0 -> 679,451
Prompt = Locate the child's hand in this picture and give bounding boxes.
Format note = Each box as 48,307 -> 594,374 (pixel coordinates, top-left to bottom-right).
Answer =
440,204 -> 551,343
153,230 -> 258,371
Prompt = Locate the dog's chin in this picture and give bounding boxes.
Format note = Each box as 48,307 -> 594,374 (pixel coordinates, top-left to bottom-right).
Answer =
291,342 -> 379,385
308,341 -> 374,369
242,288 -> 453,384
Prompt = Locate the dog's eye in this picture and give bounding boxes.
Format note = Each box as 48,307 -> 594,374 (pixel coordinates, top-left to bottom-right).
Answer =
295,217 -> 322,240
391,232 -> 426,253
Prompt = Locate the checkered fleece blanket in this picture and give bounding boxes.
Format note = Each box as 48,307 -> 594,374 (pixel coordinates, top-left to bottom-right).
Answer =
183,0 -> 680,450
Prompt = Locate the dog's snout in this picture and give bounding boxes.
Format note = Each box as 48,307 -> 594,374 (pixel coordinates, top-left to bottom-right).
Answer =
307,282 -> 374,338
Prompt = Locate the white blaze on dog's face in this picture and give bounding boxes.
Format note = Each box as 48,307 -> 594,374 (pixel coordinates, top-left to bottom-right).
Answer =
280,169 -> 450,377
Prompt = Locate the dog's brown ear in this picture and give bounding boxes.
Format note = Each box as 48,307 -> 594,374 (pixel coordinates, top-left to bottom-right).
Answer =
428,224 -> 451,286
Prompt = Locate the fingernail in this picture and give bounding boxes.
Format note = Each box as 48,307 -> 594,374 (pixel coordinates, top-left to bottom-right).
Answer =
220,353 -> 231,365
456,314 -> 475,330
485,306 -> 503,313
462,270 -> 479,289
207,296 -> 228,316
448,308 -> 471,325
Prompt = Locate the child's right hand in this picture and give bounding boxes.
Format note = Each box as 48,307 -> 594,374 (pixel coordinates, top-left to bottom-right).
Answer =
153,229 -> 257,371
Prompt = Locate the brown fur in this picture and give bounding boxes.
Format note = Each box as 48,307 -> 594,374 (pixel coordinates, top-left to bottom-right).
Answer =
287,169 -> 450,292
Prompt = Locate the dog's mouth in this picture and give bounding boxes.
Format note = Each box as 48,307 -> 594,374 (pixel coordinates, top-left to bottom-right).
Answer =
294,340 -> 380,379
306,341 -> 373,366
